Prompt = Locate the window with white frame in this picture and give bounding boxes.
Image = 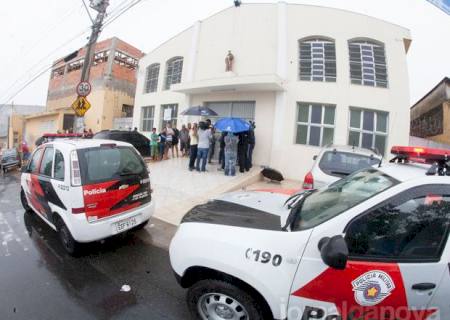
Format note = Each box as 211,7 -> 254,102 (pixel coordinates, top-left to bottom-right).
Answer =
349,40 -> 388,88
164,57 -> 183,90
348,108 -> 388,154
160,104 -> 178,129
299,38 -> 336,82
296,102 -> 336,147
141,106 -> 155,132
144,63 -> 160,93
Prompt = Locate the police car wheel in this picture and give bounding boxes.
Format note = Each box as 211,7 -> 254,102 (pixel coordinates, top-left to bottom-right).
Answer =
187,280 -> 266,320
20,189 -> 31,212
57,222 -> 80,256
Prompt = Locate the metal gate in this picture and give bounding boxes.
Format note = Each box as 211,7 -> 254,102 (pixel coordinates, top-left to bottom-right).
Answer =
204,101 -> 255,122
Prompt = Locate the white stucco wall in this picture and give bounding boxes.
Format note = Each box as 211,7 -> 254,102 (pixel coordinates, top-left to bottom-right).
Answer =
133,2 -> 411,181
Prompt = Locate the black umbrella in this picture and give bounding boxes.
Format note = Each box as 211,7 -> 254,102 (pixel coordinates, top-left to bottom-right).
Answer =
180,106 -> 218,116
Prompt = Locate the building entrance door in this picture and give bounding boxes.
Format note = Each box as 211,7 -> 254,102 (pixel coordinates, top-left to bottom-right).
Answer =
204,101 -> 255,122
204,101 -> 255,162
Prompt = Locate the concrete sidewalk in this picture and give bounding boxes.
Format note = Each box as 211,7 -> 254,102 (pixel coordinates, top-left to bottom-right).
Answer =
147,158 -> 261,226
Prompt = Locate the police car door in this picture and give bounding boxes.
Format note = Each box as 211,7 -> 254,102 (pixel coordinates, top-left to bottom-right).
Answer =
289,184 -> 450,320
23,147 -> 45,215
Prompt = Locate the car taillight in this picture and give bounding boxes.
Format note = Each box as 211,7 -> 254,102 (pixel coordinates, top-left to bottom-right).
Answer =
303,171 -> 314,190
70,150 -> 81,186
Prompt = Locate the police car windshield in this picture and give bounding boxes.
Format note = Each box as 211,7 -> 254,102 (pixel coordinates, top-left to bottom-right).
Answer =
77,146 -> 146,185
292,168 -> 398,231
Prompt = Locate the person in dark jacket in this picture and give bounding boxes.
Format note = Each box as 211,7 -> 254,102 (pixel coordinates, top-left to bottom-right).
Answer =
237,131 -> 249,173
246,122 -> 256,170
159,130 -> 167,160
218,131 -> 226,171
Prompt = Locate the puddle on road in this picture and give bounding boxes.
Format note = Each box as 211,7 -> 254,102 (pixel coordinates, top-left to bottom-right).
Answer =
0,210 -> 29,257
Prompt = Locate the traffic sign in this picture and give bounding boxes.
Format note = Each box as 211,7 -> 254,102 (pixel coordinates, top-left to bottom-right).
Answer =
76,81 -> 92,97
71,96 -> 91,117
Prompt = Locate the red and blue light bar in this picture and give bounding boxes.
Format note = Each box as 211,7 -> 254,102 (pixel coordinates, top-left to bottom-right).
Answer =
391,146 -> 450,164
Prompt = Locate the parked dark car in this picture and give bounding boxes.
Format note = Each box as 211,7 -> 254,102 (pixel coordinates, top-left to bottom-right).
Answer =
93,130 -> 151,157
1,148 -> 21,174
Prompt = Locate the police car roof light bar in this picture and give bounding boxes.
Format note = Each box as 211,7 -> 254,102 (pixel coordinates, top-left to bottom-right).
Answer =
390,146 -> 450,176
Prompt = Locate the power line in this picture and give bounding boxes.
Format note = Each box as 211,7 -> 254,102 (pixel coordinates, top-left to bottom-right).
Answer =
81,0 -> 95,23
0,0 -> 147,106
0,65 -> 54,108
0,28 -> 90,104
107,0 -> 134,18
0,4 -> 85,101
102,0 -> 145,28
0,1 -> 131,103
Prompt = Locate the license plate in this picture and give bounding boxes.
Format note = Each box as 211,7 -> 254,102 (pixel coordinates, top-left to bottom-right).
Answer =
114,216 -> 138,233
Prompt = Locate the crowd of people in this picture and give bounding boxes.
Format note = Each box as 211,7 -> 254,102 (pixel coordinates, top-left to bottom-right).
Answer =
149,119 -> 256,176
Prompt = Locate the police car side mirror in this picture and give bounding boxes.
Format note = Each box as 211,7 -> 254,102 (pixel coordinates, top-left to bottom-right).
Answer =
318,235 -> 348,270
313,155 -> 318,160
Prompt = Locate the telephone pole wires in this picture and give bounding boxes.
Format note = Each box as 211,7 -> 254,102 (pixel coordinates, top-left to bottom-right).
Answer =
74,0 -> 109,133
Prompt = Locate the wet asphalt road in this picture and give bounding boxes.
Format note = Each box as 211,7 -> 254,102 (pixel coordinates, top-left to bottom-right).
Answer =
0,171 -> 188,320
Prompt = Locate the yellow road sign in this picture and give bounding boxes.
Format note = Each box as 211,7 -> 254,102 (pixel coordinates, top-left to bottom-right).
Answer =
71,96 -> 91,117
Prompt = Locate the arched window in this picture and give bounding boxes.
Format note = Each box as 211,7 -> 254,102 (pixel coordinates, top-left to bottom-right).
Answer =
299,37 -> 336,82
144,63 -> 160,93
164,56 -> 183,90
348,39 -> 388,88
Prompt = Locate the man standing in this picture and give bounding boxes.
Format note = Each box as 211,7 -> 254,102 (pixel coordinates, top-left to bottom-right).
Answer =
186,122 -> 192,156
172,126 -> 180,158
218,131 -> 226,171
179,124 -> 189,157
237,131 -> 249,173
150,128 -> 159,161
165,123 -> 174,159
246,122 -> 255,170
196,121 -> 212,172
159,129 -> 167,160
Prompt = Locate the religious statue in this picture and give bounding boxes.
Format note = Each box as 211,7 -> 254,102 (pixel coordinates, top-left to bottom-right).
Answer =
225,50 -> 234,72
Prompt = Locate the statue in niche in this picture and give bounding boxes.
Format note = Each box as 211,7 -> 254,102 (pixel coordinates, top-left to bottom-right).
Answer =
225,50 -> 234,72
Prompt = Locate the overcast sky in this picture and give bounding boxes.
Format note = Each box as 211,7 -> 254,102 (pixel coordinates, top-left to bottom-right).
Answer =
0,0 -> 449,107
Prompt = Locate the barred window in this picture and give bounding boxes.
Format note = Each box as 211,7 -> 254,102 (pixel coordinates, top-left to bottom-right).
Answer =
114,51 -> 138,70
348,107 -> 388,154
141,106 -> 155,132
51,66 -> 65,78
296,102 -> 336,147
299,38 -> 336,82
164,57 -> 183,90
67,59 -> 84,73
349,40 -> 388,88
144,63 -> 160,93
160,104 -> 178,129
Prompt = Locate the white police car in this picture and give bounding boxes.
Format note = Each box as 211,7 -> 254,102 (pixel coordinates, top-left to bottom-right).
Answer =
20,139 -> 154,255
303,145 -> 381,190
170,146 -> 450,319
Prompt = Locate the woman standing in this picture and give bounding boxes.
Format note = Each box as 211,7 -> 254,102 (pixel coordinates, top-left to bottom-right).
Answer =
224,132 -> 238,176
188,123 -> 198,171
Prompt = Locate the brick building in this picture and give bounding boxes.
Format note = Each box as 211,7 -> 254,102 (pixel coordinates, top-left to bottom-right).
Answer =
410,77 -> 450,145
24,37 -> 144,147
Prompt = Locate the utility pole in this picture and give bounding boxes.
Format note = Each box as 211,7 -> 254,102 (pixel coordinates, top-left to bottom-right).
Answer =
74,0 -> 109,133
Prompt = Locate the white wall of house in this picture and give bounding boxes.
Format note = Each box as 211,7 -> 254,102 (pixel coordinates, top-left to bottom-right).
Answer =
133,2 -> 411,181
